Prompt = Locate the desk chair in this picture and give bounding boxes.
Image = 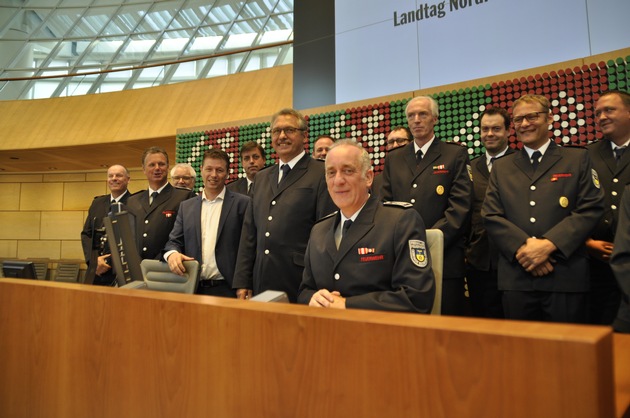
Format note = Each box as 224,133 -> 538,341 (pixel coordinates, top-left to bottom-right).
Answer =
136,259 -> 200,294
426,229 -> 444,315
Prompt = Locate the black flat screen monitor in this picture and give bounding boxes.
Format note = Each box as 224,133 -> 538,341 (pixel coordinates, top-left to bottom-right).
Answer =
2,261 -> 38,279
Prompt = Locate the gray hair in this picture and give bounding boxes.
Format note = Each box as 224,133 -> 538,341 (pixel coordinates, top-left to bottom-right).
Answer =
170,163 -> 197,178
327,139 -> 372,179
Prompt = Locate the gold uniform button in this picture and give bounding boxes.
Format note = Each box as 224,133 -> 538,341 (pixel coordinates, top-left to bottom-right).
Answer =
612,191 -> 618,196
265,232 -> 270,237
612,205 -> 618,210
413,184 -> 418,188
530,201 -> 536,206
268,216 -> 273,221
264,249 -> 270,255
530,217 -> 536,223
410,198 -> 416,204
559,197 -> 569,208
530,185 -> 536,191
436,185 -> 444,195
613,178 -> 619,183
271,200 -> 276,205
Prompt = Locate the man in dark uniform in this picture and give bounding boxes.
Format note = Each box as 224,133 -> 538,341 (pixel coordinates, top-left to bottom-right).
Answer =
126,146 -> 193,260
232,108 -> 336,302
586,90 -> 630,324
227,141 -> 266,197
381,96 -> 472,315
610,183 -> 630,333
466,107 -> 513,318
371,126 -> 412,197
80,164 -> 131,286
482,94 -> 604,323
298,139 -> 435,312
164,149 -> 250,297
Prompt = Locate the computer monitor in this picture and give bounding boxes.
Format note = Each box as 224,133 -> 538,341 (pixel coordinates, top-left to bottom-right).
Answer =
2,261 -> 37,279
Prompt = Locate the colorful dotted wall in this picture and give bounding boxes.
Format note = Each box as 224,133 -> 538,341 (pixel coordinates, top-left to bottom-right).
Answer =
177,55 -> 630,189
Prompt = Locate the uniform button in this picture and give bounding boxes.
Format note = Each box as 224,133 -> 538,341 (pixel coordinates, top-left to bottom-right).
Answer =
413,184 -> 417,188
264,249 -> 270,255
143,233 -> 147,237
530,185 -> 536,191
271,200 -> 276,205
142,247 -> 147,251
145,220 -> 149,224
612,191 -> 618,196
265,232 -> 270,237
530,201 -> 536,206
410,199 -> 416,204
530,217 -> 536,223
268,216 -> 273,221
334,273 -> 340,280
612,205 -> 618,210
613,178 -> 619,183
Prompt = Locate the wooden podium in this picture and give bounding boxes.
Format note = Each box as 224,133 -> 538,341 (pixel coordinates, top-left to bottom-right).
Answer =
0,279 -> 628,418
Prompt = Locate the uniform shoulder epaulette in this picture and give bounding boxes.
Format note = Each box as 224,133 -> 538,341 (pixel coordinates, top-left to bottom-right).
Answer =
383,201 -> 413,209
257,164 -> 274,173
129,189 -> 144,196
92,194 -> 108,200
444,140 -> 468,147
387,144 -> 408,154
316,211 -> 338,224
562,143 -> 587,150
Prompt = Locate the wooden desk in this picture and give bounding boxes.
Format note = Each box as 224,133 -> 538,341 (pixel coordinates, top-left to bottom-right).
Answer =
0,279 -> 627,418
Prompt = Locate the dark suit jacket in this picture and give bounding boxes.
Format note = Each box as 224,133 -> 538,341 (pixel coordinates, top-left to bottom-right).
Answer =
371,172 -> 384,199
126,183 -> 194,260
610,184 -> 630,332
81,190 -> 131,261
298,196 -> 435,313
381,140 -> 472,279
227,177 -> 250,196
482,143 -> 604,292
466,149 -> 514,271
232,154 -> 337,302
163,189 -> 250,288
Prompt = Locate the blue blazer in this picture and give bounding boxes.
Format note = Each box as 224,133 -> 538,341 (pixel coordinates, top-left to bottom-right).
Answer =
164,189 -> 250,288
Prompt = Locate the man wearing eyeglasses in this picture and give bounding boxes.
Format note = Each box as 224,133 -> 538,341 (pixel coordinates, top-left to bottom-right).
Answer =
585,90 -> 630,325
372,126 -> 412,197
233,108 -> 337,302
381,96 -> 473,316
466,107 -> 513,318
170,163 -> 197,191
482,94 -> 604,324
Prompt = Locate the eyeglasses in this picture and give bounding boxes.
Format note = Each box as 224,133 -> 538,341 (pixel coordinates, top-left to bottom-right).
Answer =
513,111 -> 547,125
270,127 -> 305,137
172,176 -> 194,181
386,138 -> 410,146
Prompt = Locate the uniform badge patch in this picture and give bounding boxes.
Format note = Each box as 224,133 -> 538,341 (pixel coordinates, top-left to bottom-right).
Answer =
592,169 -> 600,189
409,240 -> 428,268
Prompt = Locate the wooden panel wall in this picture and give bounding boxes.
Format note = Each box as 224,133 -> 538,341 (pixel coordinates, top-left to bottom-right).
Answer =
0,279 -> 621,418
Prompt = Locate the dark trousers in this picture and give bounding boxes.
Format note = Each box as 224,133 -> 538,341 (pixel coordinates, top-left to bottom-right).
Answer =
442,276 -> 472,316
466,266 -> 504,319
588,260 -> 621,325
503,290 -> 588,324
196,280 -> 236,298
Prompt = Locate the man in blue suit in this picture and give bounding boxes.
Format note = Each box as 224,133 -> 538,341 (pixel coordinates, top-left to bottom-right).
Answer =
164,148 -> 250,297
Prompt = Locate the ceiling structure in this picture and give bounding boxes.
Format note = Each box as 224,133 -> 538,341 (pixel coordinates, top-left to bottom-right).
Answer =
0,0 -> 294,173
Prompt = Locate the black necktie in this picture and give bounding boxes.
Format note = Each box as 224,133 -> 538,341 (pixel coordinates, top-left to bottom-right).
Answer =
342,219 -> 353,239
531,151 -> 542,171
615,146 -> 626,166
247,182 -> 253,196
416,150 -> 423,165
280,164 -> 291,183
489,157 -> 497,172
150,191 -> 158,206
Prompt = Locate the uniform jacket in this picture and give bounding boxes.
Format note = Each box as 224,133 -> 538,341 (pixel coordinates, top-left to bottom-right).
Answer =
297,196 -> 435,313
610,184 -> 630,331
81,190 -> 131,262
466,148 -> 514,271
163,189 -> 250,288
126,183 -> 194,260
381,140 -> 472,278
226,177 -> 249,196
482,143 -> 604,292
587,139 -> 630,242
232,154 -> 336,302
